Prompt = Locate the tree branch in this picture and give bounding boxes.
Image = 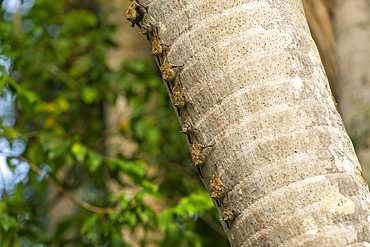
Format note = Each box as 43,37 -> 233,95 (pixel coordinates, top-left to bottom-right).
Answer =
33,61 -> 77,89
18,157 -> 120,214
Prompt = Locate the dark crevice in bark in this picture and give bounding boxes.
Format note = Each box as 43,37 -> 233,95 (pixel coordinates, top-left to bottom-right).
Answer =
186,135 -> 192,144
196,166 -> 203,178
167,83 -> 172,94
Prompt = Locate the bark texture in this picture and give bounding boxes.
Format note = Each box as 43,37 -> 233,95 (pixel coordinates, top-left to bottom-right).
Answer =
138,0 -> 370,246
334,0 -> 370,183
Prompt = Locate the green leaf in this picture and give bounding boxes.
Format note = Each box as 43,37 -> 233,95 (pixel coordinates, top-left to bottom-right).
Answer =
107,159 -> 145,178
70,55 -> 93,78
0,75 -> 7,90
81,86 -> 99,104
0,213 -> 18,232
147,128 -> 160,147
142,181 -> 162,199
71,142 -> 88,163
126,212 -> 137,229
39,133 -> 71,160
8,183 -> 24,205
110,233 -> 124,247
119,197 -> 130,209
50,140 -> 70,160
64,10 -> 98,30
55,217 -> 80,239
160,191 -> 214,229
17,94 -> 35,115
158,210 -> 172,231
0,201 -> 6,213
27,144 -> 41,164
23,90 -> 40,104
5,75 -> 22,93
87,150 -> 103,172
81,214 -> 99,236
131,104 -> 145,118
134,118 -> 148,139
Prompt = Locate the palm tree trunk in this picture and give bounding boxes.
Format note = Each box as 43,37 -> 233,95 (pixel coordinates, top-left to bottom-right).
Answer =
138,0 -> 370,245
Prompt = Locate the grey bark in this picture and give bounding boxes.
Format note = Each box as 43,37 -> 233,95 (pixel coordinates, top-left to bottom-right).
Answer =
334,0 -> 370,183
137,0 -> 370,246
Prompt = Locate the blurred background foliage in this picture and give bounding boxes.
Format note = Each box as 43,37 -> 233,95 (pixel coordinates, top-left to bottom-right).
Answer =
0,0 -> 229,246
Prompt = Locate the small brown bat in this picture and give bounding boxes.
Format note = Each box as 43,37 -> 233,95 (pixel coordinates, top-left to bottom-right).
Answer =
222,197 -> 235,223
150,27 -> 168,57
140,12 -> 153,35
180,111 -> 196,135
173,75 -> 191,108
126,0 -> 146,27
210,168 -> 231,200
191,140 -> 214,166
160,57 -> 182,83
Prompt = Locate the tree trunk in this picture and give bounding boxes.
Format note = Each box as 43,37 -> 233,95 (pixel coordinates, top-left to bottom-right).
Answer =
334,0 -> 370,183
137,0 -> 370,245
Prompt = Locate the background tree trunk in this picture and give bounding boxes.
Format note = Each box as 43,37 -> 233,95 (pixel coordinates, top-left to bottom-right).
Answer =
104,1 -> 164,246
333,0 -> 370,182
138,0 -> 370,246
302,0 -> 337,98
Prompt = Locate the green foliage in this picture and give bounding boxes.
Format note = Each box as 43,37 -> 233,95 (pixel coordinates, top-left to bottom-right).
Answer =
159,191 -> 217,247
0,0 -> 228,246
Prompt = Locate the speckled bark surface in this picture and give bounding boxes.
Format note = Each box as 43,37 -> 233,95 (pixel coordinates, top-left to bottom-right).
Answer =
137,0 -> 370,246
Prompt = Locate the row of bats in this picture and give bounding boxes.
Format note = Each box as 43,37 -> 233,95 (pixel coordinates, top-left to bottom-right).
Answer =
126,0 -> 238,226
